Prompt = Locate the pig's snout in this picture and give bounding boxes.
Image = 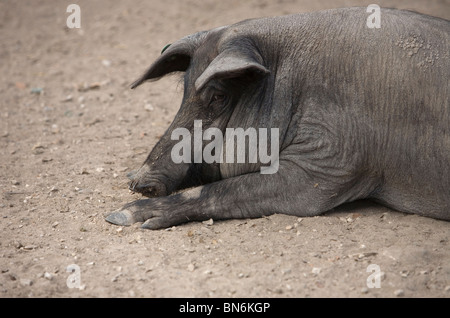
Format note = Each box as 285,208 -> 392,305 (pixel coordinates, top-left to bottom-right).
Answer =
128,178 -> 167,197
127,168 -> 168,197
131,181 -> 166,197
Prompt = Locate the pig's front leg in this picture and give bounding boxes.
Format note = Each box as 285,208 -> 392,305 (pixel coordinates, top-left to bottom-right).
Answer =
105,161 -> 373,230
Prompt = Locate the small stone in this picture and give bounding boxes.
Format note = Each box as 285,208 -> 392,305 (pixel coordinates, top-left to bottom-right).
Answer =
361,287 -> 369,294
20,278 -> 33,286
273,288 -> 283,294
285,225 -> 293,230
14,241 -> 24,249
187,263 -> 195,272
281,268 -> 292,275
48,186 -> 59,193
52,221 -> 59,228
30,87 -> 43,94
311,267 -> 321,274
394,289 -> 404,297
62,95 -> 73,102
202,218 -> 214,226
111,273 -> 122,282
144,103 -> 154,111
44,272 -> 53,280
32,144 -> 45,154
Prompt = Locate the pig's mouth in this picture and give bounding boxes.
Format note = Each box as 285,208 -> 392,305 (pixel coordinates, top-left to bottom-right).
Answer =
128,179 -> 168,197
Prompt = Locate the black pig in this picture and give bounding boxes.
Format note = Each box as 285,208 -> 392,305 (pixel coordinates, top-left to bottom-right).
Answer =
106,8 -> 449,229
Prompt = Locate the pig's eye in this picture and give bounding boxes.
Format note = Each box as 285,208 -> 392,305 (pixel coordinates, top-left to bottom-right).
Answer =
210,93 -> 226,105
212,94 -> 225,102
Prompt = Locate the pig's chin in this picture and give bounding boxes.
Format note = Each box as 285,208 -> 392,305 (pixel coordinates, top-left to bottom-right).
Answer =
128,179 -> 168,198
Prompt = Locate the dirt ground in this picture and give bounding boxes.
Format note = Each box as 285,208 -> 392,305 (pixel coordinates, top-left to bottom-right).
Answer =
1,0 -> 449,298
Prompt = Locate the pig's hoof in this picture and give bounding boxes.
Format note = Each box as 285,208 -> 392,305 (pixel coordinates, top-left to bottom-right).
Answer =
141,217 -> 166,230
105,209 -> 135,226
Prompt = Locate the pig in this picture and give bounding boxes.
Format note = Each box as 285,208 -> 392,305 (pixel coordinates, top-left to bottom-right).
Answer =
106,7 -> 450,229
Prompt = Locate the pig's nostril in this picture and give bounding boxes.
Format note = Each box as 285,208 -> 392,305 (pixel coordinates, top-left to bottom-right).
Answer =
128,180 -> 167,198
140,185 -> 158,197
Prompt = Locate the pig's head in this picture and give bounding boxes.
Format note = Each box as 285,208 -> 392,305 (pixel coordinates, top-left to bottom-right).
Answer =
128,26 -> 271,197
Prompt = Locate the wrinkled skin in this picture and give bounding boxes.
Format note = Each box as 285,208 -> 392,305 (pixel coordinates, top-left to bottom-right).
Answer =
106,8 -> 450,229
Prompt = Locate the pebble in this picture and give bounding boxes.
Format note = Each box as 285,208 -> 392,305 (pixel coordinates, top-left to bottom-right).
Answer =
400,270 -> 409,277
111,273 -> 122,282
32,143 -> 45,155
44,272 -> 53,280
61,95 -> 73,102
273,288 -> 283,294
144,103 -> 154,111
20,278 -> 33,286
187,263 -> 195,272
30,87 -> 43,94
311,267 -> 321,274
394,289 -> 405,297
202,218 -> 214,226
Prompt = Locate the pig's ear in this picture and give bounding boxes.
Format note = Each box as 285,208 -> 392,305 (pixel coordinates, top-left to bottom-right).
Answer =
130,46 -> 191,89
131,31 -> 208,89
195,49 -> 270,91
